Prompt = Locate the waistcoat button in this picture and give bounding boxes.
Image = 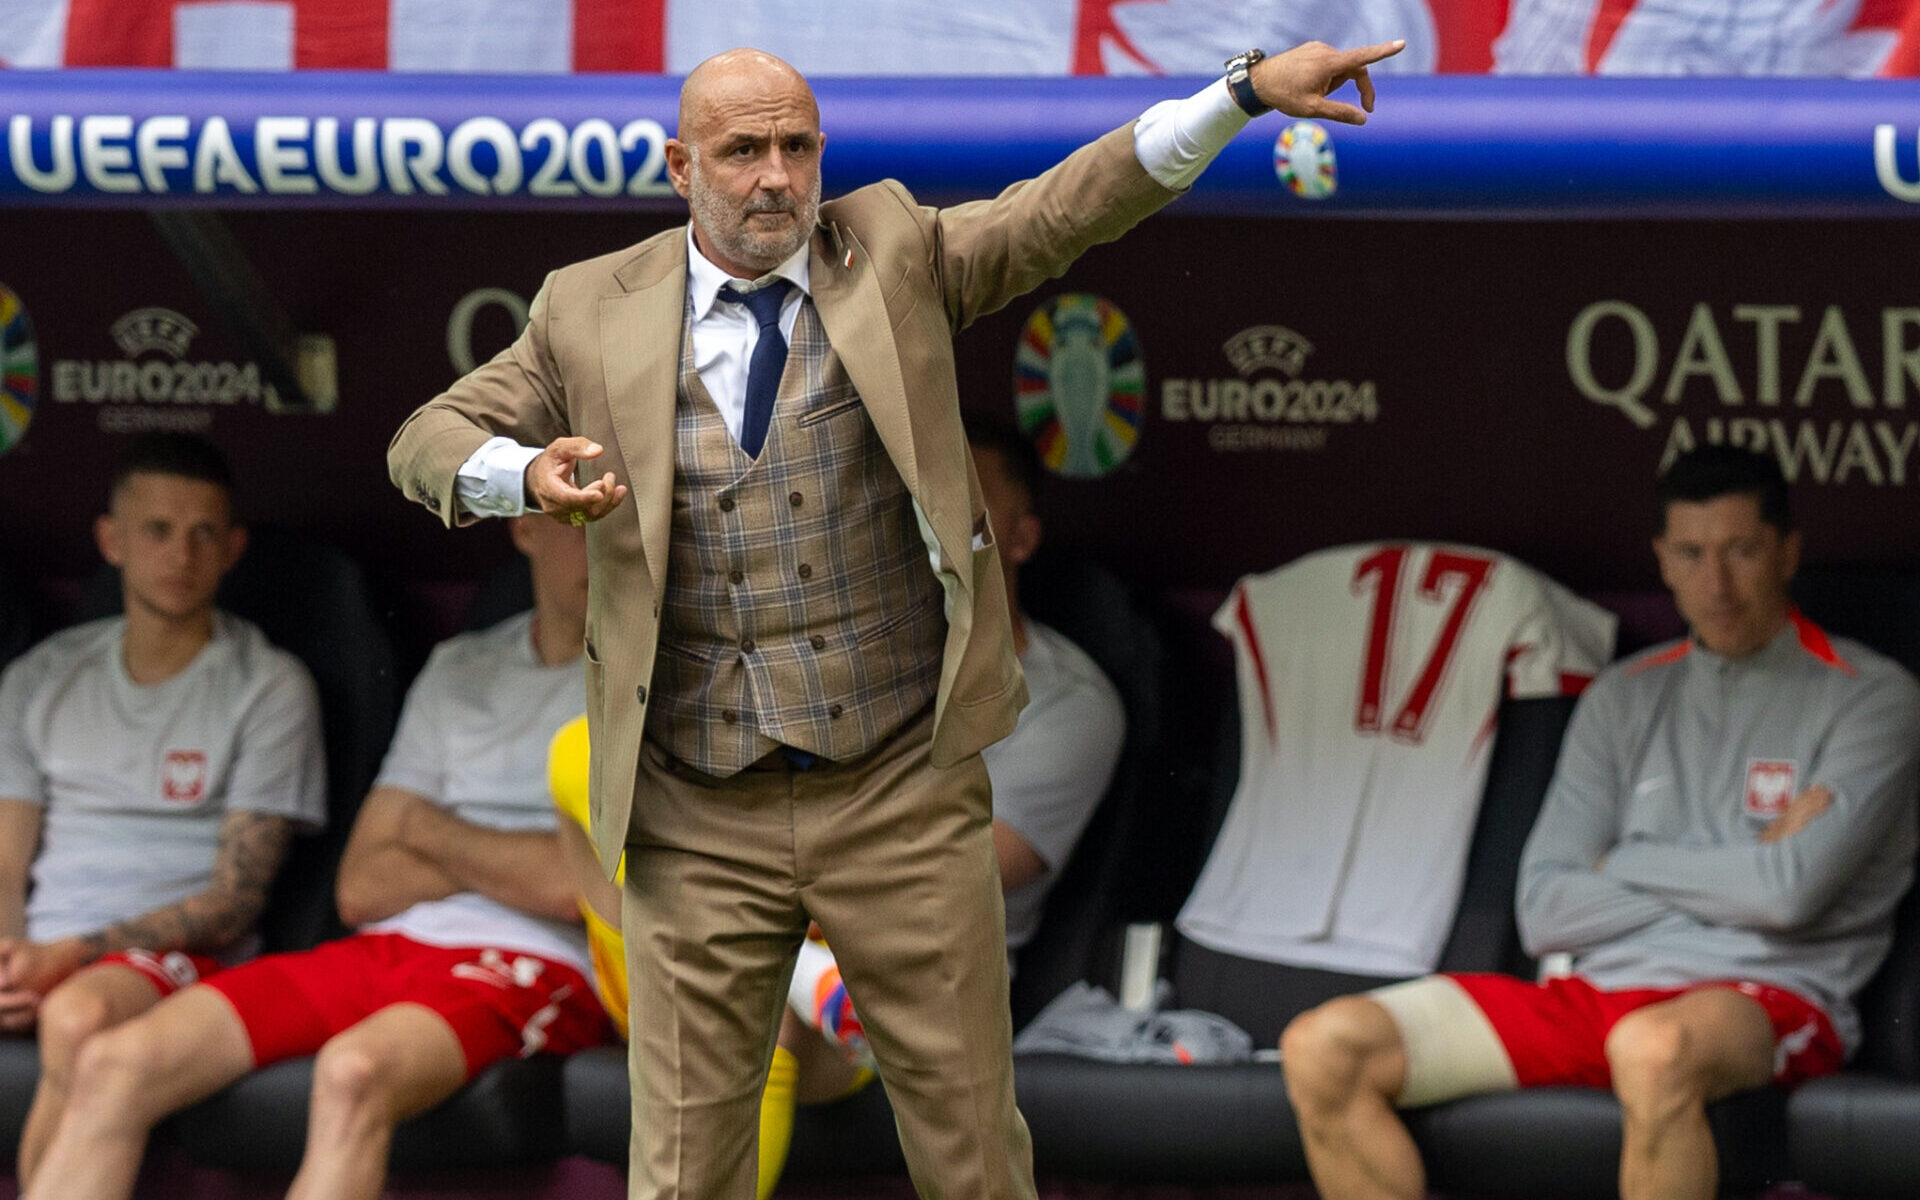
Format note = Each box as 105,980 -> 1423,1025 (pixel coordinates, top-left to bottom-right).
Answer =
797,563 -> 812,580
729,570 -> 744,585
722,709 -> 739,724
810,634 -> 826,650
789,492 -> 804,508
718,497 -> 735,513
828,704 -> 844,719
740,638 -> 756,653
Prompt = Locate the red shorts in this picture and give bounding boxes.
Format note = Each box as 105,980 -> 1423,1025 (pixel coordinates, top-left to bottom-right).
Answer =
202,932 -> 612,1078
97,949 -> 223,997
1450,973 -> 1843,1088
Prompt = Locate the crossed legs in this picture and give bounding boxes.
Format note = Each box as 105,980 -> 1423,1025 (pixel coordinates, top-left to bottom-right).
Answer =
1282,980 -> 1777,1200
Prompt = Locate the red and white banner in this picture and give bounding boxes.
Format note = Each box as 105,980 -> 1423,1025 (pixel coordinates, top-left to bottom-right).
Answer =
2,0 -> 1916,75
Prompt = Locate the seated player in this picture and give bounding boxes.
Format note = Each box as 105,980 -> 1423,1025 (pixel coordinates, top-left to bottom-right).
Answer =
26,513 -> 609,1200
545,419 -> 1125,1191
3,434 -> 325,1182
1282,445 -> 1920,1200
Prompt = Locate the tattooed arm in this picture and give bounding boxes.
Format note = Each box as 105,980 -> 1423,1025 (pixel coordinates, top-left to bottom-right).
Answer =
0,809 -> 294,1028
0,799 -> 45,1030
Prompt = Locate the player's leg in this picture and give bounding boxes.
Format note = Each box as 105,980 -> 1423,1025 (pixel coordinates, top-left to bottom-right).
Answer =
20,960 -> 176,1181
795,736 -> 1034,1200
1604,987 -> 1775,1200
28,984 -> 256,1200
1285,974 -> 1534,1200
1280,994 -> 1423,1200
287,1002 -> 468,1200
289,940 -> 608,1200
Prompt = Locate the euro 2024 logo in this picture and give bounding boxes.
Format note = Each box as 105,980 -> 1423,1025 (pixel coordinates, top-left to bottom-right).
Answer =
1013,294 -> 1144,479
0,284 -> 37,458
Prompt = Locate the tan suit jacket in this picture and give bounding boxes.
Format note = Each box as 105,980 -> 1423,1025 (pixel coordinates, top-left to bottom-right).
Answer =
390,124 -> 1177,872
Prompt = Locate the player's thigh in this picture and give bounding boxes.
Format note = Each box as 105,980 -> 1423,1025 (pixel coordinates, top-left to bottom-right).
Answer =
1364,976 -> 1520,1107
80,984 -> 258,1112
1605,987 -> 1775,1102
311,1003 -> 469,1120
41,963 -> 171,1046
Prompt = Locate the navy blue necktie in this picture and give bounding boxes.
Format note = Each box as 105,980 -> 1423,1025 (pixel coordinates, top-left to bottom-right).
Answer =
718,280 -> 793,459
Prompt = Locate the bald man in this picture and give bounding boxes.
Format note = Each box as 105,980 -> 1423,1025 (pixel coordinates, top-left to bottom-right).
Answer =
390,43 -> 1404,1200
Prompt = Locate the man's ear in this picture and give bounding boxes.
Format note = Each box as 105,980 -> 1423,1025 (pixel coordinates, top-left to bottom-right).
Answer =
1651,535 -> 1675,592
1781,528 -> 1803,583
222,523 -> 249,573
664,140 -> 693,199
95,514 -> 121,568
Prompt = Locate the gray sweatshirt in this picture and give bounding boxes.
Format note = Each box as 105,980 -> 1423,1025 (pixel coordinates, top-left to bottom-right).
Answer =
1517,615 -> 1920,1055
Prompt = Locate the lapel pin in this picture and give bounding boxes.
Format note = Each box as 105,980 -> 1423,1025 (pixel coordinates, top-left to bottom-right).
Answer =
843,247 -> 854,270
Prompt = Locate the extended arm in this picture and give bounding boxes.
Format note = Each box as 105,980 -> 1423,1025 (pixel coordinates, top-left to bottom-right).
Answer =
1517,686 -> 1680,957
1604,674 -> 1920,931
929,39 -> 1405,332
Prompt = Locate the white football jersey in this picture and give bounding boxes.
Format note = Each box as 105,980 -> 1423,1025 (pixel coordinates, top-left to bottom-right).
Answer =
1177,543 -> 1617,977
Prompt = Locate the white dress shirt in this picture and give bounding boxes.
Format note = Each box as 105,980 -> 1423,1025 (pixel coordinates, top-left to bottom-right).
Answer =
455,79 -> 1248,518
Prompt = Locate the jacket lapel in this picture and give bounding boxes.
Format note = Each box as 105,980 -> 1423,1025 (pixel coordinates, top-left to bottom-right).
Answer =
600,233 -> 687,599
811,224 -> 970,582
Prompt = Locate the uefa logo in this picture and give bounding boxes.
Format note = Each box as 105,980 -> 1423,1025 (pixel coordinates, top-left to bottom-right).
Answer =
0,284 -> 37,458
1275,121 -> 1338,200
1012,293 -> 1144,479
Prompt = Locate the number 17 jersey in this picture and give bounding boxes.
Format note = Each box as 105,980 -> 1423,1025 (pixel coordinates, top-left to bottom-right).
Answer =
1177,543 -> 1617,977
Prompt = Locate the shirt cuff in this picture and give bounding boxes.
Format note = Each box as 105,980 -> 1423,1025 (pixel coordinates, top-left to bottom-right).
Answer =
1133,77 -> 1252,192
454,436 -> 542,518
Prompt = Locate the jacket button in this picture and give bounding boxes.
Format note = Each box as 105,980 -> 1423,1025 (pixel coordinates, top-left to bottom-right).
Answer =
828,703 -> 844,719
635,685 -> 647,704
740,638 -> 756,653
789,492 -> 804,508
729,570 -> 744,585
810,634 -> 826,651
718,497 -> 735,513
722,709 -> 739,724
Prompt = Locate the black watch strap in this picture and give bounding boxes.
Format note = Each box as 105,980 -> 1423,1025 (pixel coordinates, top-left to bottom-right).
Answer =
1225,49 -> 1270,117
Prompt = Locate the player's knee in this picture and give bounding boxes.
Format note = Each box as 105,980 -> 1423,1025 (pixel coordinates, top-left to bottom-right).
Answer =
1606,1011 -> 1702,1112
1282,997 -> 1397,1112
311,1037 -> 396,1117
68,1022 -> 164,1112
37,982 -> 117,1071
311,1029 -> 408,1113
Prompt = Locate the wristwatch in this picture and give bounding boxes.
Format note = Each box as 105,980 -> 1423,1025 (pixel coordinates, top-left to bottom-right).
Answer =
1224,49 -> 1270,117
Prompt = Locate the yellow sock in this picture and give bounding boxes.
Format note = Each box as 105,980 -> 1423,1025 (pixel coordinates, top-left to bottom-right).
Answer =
757,1044 -> 799,1200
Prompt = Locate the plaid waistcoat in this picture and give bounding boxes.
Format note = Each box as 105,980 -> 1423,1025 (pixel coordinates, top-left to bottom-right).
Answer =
649,295 -> 947,775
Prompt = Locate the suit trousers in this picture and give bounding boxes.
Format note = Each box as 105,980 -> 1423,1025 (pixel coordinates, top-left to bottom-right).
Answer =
621,703 -> 1038,1199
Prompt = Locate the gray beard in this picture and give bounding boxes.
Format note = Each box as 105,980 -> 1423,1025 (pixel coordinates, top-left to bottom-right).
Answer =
688,158 -> 820,275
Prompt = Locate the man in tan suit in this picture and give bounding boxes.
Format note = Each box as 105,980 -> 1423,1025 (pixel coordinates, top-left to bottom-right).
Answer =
390,42 -> 1403,1199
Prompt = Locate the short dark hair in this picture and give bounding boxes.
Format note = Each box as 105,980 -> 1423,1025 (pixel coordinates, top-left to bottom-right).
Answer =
109,433 -> 236,506
1656,444 -> 1792,533
963,415 -> 1042,508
